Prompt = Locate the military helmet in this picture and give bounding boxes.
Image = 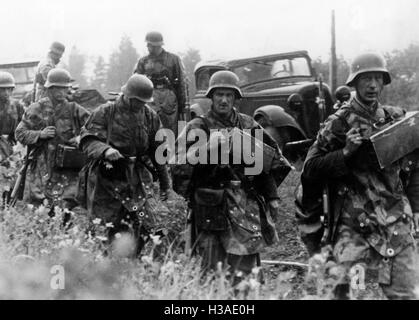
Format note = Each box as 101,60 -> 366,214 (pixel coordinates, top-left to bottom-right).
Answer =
334,85 -> 352,103
145,31 -> 164,46
346,52 -> 391,87
0,71 -> 16,88
44,68 -> 73,88
205,70 -> 243,99
49,41 -> 65,55
121,74 -> 154,103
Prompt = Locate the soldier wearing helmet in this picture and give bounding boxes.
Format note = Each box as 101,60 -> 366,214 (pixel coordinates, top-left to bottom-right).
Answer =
0,71 -> 24,204
301,52 -> 419,299
173,70 -> 291,284
33,41 -> 66,102
134,31 -> 188,137
79,74 -> 172,256
15,68 -> 90,215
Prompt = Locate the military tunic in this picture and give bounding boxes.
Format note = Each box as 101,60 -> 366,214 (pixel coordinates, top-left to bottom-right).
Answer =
0,98 -> 24,198
175,107 -> 291,275
302,98 -> 419,299
134,49 -> 187,137
79,97 -> 171,247
15,97 -> 90,208
34,55 -> 56,102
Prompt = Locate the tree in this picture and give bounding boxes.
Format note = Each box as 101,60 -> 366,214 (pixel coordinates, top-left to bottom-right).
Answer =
106,36 -> 139,92
381,44 -> 419,110
68,46 -> 88,87
179,48 -> 201,97
312,55 -> 350,91
90,55 -> 108,95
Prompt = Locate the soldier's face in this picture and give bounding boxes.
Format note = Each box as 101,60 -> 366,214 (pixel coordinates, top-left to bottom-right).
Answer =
0,87 -> 13,102
212,88 -> 235,117
49,86 -> 68,102
147,43 -> 163,56
355,72 -> 384,105
50,51 -> 63,64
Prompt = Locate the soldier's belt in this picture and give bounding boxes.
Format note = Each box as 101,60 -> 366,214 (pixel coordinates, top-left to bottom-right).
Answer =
361,111 -> 419,169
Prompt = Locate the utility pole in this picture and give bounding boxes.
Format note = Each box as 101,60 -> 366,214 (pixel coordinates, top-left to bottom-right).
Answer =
329,9 -> 337,94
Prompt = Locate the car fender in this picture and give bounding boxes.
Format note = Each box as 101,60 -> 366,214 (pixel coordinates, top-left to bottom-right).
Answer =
254,105 -> 306,139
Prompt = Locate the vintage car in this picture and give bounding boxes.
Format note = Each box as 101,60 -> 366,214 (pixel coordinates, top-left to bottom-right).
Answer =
0,59 -> 106,111
0,60 -> 39,100
190,50 -> 335,163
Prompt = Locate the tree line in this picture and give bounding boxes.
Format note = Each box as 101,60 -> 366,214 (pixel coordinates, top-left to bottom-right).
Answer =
66,36 -> 419,110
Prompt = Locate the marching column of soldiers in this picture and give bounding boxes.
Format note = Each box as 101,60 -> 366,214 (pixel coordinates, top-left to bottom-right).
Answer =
2,34 -> 419,299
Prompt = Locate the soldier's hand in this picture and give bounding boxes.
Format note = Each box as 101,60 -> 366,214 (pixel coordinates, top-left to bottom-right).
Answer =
342,127 -> 363,157
39,126 -> 56,139
104,147 -> 123,161
68,136 -> 80,147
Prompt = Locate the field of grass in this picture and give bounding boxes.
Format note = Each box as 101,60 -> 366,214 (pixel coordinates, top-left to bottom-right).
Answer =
0,166 -> 408,300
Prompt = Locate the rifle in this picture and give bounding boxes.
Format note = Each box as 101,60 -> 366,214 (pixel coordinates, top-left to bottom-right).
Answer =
9,147 -> 35,207
317,74 -> 332,245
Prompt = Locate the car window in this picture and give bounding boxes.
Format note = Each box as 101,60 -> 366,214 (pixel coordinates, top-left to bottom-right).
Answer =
1,66 -> 36,84
196,68 -> 224,91
232,57 -> 311,86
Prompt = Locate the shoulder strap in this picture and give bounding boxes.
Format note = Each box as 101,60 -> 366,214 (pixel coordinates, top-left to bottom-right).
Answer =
106,103 -> 115,145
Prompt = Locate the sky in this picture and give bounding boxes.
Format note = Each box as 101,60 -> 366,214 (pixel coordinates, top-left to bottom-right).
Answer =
1,0 -> 418,66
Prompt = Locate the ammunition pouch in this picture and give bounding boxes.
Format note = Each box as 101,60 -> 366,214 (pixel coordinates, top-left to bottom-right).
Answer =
193,188 -> 228,231
150,76 -> 172,90
55,144 -> 87,170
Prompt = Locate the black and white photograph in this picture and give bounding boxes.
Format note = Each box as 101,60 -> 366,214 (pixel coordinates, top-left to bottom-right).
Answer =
0,0 -> 419,306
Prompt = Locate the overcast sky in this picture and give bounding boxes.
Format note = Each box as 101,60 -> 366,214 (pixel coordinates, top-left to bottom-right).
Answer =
1,0 -> 419,66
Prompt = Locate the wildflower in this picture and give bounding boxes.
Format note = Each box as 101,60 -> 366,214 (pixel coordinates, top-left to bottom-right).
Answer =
141,255 -> 153,265
92,218 -> 101,225
105,222 -> 114,228
149,234 -> 162,245
114,232 -> 122,239
96,236 -> 108,241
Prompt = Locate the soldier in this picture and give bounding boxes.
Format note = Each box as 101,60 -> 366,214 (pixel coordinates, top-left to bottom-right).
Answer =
15,68 -> 90,213
174,71 -> 291,282
0,72 -> 24,158
0,72 -> 25,205
134,31 -> 187,137
78,74 -> 171,256
300,52 -> 419,299
33,41 -> 65,102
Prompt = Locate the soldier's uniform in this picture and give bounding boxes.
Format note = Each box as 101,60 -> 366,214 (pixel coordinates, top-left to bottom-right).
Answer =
79,75 -> 171,255
34,42 -> 65,102
302,97 -> 419,299
0,98 -> 24,160
174,71 -> 291,277
134,48 -> 187,137
15,96 -> 90,209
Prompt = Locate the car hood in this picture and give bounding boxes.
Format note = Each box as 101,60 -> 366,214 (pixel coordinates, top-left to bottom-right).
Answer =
242,81 -> 317,97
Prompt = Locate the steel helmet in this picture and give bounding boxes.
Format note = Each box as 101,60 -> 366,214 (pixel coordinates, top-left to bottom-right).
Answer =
49,41 -> 65,55
0,71 -> 16,88
145,31 -> 164,46
346,52 -> 391,87
44,68 -> 73,88
334,85 -> 352,102
121,74 -> 154,103
205,70 -> 243,99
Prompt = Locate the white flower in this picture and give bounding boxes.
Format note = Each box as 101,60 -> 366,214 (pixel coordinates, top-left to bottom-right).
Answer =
114,233 -> 122,239
92,218 -> 102,225
105,222 -> 114,228
149,234 -> 162,245
96,236 -> 108,241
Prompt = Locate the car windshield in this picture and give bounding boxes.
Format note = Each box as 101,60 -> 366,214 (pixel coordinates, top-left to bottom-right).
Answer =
231,56 -> 311,86
0,66 -> 36,84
